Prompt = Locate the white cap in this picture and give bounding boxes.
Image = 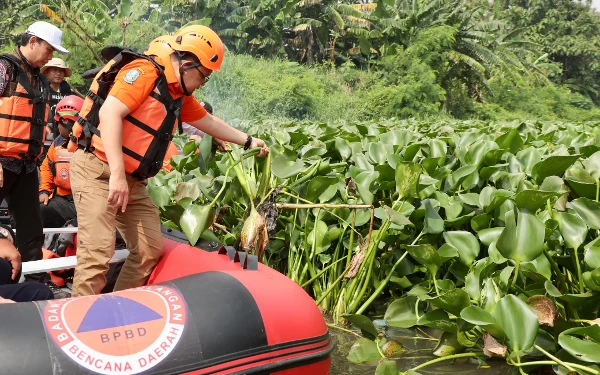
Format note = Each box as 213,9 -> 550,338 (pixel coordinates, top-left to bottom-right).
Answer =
25,21 -> 69,55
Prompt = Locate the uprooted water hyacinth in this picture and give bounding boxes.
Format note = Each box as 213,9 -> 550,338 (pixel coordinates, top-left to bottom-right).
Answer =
150,119 -> 600,374
239,207 -> 269,261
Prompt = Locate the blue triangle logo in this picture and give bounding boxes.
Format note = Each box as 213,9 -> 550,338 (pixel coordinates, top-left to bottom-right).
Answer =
77,295 -> 164,333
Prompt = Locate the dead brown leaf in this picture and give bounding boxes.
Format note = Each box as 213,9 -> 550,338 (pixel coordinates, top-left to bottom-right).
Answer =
527,295 -> 559,327
345,249 -> 365,279
483,332 -> 507,358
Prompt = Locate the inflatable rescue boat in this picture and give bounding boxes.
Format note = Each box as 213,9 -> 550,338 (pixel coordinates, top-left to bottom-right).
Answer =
3,227 -> 333,375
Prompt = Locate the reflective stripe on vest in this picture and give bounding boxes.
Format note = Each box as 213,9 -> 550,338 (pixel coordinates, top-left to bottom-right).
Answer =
49,145 -> 72,191
72,50 -> 183,180
0,54 -> 49,159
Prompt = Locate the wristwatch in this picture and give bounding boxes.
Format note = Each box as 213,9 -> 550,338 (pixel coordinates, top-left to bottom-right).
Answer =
244,135 -> 253,150
0,227 -> 13,245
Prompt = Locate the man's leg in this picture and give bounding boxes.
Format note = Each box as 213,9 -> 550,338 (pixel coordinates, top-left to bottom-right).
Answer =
0,282 -> 54,302
114,179 -> 163,291
8,170 -> 48,283
40,199 -> 67,228
0,258 -> 12,284
0,258 -> 53,301
70,150 -> 118,297
0,168 -> 17,229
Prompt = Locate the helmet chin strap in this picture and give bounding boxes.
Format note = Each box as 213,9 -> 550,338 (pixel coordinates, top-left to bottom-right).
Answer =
58,119 -> 75,133
175,52 -> 194,96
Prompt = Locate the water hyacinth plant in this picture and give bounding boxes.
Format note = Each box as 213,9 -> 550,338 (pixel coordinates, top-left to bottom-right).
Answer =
149,119 -> 600,374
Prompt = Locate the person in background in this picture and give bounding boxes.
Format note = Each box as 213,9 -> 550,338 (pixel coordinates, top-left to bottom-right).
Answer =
182,101 -> 212,138
0,21 -> 71,299
39,95 -> 82,228
41,57 -> 73,141
162,101 -> 214,172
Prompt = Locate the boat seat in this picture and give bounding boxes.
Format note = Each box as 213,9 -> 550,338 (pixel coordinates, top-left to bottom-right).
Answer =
22,249 -> 129,275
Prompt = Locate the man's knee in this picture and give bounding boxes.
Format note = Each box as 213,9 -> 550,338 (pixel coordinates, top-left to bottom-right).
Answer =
11,283 -> 54,302
30,283 -> 54,301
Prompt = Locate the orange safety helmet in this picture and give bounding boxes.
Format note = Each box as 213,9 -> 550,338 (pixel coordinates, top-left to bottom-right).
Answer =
54,95 -> 83,122
169,25 -> 224,72
144,35 -> 175,57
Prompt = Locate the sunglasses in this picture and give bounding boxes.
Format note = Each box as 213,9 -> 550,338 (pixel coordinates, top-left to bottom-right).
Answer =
187,63 -> 210,84
195,66 -> 210,83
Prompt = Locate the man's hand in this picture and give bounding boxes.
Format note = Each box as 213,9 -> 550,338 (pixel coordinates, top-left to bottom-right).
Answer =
0,238 -> 21,280
214,137 -> 229,152
39,192 -> 49,205
0,297 -> 15,304
0,163 -> 3,188
250,137 -> 270,157
108,173 -> 129,212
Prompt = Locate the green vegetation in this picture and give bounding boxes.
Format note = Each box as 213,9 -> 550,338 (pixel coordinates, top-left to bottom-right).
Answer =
2,0 -> 600,122
203,54 -> 600,123
152,118 -> 600,374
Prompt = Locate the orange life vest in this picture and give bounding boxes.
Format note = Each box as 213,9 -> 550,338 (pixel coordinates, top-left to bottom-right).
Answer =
0,54 -> 49,159
162,142 -> 179,172
72,50 -> 182,180
48,142 -> 72,191
42,248 -> 67,287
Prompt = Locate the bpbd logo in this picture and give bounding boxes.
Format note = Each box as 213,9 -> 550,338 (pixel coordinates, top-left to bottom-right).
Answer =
43,285 -> 187,374
59,168 -> 68,179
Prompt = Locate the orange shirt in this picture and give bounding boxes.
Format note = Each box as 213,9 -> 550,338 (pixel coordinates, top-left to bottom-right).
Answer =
108,56 -> 207,123
39,139 -> 71,197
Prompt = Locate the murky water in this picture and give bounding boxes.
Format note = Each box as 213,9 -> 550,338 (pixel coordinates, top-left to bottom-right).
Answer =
330,326 -> 514,375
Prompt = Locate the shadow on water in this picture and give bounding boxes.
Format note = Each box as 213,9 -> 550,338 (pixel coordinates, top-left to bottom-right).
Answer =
330,326 -> 515,375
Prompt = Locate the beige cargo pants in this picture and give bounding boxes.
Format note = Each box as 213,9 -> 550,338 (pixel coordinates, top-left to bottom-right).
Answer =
69,149 -> 163,296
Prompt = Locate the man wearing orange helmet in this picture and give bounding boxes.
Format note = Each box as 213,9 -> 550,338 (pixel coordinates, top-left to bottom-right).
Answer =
39,95 -> 82,230
68,26 -> 269,296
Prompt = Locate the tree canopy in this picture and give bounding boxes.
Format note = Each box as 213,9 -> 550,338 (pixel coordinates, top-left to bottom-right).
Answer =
2,0 -> 599,119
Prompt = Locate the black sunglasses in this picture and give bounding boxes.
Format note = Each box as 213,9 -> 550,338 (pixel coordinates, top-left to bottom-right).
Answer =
194,66 -> 210,83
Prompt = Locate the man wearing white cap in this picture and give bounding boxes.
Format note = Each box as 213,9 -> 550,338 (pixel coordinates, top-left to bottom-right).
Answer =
0,21 -> 70,298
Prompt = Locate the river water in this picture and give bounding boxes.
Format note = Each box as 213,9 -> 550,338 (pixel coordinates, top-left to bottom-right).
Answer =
329,326 -> 514,375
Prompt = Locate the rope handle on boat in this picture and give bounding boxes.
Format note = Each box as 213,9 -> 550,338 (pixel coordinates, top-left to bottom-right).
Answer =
218,246 -> 259,271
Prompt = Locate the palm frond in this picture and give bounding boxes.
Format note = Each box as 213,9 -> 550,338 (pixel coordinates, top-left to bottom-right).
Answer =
460,39 -> 502,67
347,27 -> 371,38
238,18 -> 259,30
229,5 -> 251,16
334,4 -> 368,18
298,0 -> 322,7
328,7 -> 344,29
376,17 -> 407,29
219,28 -> 248,38
258,16 -> 273,28
292,23 -> 311,31
449,50 -> 486,74
350,3 -> 377,13
346,16 -> 371,28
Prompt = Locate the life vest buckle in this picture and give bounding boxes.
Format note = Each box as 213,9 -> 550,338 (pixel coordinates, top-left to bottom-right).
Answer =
29,96 -> 44,104
157,132 -> 172,141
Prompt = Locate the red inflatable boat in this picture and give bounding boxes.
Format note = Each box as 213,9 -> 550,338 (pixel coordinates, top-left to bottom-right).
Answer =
2,227 -> 333,375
